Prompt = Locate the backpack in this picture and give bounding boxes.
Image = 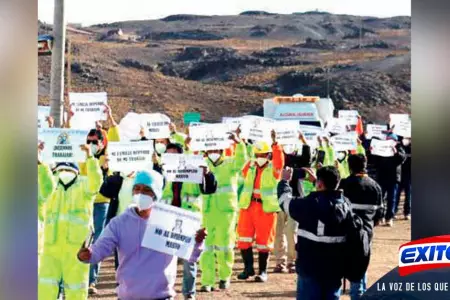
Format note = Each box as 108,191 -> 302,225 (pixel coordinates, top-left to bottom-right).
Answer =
343,209 -> 371,282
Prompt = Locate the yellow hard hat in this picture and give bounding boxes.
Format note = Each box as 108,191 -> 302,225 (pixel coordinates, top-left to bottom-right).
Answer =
253,141 -> 271,154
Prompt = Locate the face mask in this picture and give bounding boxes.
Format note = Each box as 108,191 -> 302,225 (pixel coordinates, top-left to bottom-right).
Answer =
402,139 -> 411,146
59,171 -> 77,184
337,152 -> 346,162
90,144 -> 99,155
155,143 -> 167,154
133,193 -> 154,211
256,157 -> 268,167
208,153 -> 221,162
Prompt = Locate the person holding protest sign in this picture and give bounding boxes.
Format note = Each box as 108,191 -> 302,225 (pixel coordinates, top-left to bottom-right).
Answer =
334,138 -> 366,179
77,170 -> 207,300
152,123 -> 187,173
237,130 -> 284,283
395,137 -> 411,220
339,154 -> 383,300
274,132 -> 310,274
199,130 -> 248,292
160,142 -> 217,299
38,144 -> 103,300
372,133 -> 406,227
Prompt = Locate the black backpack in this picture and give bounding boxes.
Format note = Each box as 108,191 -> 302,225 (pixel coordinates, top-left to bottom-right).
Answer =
343,209 -> 371,282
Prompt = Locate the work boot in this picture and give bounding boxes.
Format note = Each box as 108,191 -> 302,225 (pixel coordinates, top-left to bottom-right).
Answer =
219,279 -> 230,289
255,252 -> 269,283
273,263 -> 288,273
287,262 -> 296,274
199,286 -> 214,292
237,248 -> 255,280
88,284 -> 98,295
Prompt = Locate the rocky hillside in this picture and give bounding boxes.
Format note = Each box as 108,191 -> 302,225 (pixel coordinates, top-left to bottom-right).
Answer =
38,12 -> 410,124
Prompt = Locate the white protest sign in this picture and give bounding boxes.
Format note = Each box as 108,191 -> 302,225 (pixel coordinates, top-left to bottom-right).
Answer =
189,122 -> 207,128
69,92 -> 107,129
240,116 -> 274,143
108,141 -> 154,173
274,120 -> 300,145
393,120 -> 411,138
325,118 -> 348,134
161,153 -> 204,184
118,112 -> 142,141
189,123 -> 231,151
367,124 -> 388,140
140,113 -> 171,139
222,117 -> 241,131
390,114 -> 410,127
338,110 -> 359,126
38,129 -> 89,163
299,125 -> 324,149
141,202 -> 202,260
38,106 -> 51,129
330,132 -> 358,152
371,139 -> 397,157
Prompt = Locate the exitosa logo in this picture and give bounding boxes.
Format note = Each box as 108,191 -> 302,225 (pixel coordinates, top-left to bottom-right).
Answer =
399,235 -> 450,276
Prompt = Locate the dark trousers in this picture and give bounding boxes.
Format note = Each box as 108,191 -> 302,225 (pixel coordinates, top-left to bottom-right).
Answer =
380,181 -> 399,220
395,177 -> 411,216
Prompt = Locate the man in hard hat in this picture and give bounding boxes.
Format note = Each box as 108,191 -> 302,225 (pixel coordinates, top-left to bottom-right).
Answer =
38,144 -> 103,300
199,130 -> 248,292
237,130 -> 284,283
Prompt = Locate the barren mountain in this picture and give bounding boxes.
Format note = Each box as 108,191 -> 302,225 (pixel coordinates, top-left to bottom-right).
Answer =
38,12 -> 411,124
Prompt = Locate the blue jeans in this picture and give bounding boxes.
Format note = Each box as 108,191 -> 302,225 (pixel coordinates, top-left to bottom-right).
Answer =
395,178 -> 411,216
182,260 -> 197,296
89,203 -> 110,285
381,182 -> 399,220
350,273 -> 367,300
297,275 -> 341,300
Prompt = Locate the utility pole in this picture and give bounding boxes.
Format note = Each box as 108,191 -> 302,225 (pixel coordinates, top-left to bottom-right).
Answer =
50,0 -> 66,128
359,19 -> 363,49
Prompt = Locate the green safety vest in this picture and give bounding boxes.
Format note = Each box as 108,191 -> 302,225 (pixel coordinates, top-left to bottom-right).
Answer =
239,162 -> 280,213
161,181 -> 202,213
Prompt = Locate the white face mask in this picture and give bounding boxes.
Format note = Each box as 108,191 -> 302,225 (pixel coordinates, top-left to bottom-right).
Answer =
155,143 -> 167,154
133,193 -> 154,211
59,171 -> 77,184
208,153 -> 221,162
337,152 -> 346,161
90,144 -> 99,155
256,157 -> 268,167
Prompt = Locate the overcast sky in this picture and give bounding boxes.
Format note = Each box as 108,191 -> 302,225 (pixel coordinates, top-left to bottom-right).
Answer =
38,0 -> 411,26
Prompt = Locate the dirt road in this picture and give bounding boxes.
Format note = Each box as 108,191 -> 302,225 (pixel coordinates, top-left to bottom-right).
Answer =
90,216 -> 410,300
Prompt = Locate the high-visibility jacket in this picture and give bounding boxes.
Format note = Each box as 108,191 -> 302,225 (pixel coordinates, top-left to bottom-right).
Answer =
317,145 -> 335,167
39,158 -> 103,246
38,158 -> 103,299
337,145 -> 366,179
202,142 -> 247,213
161,182 -> 203,213
239,162 -> 281,213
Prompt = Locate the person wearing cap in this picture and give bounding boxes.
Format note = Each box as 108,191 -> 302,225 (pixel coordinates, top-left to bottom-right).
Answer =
237,130 -> 284,283
372,132 -> 406,227
198,130 -> 247,292
38,144 -> 103,300
77,170 -> 207,300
